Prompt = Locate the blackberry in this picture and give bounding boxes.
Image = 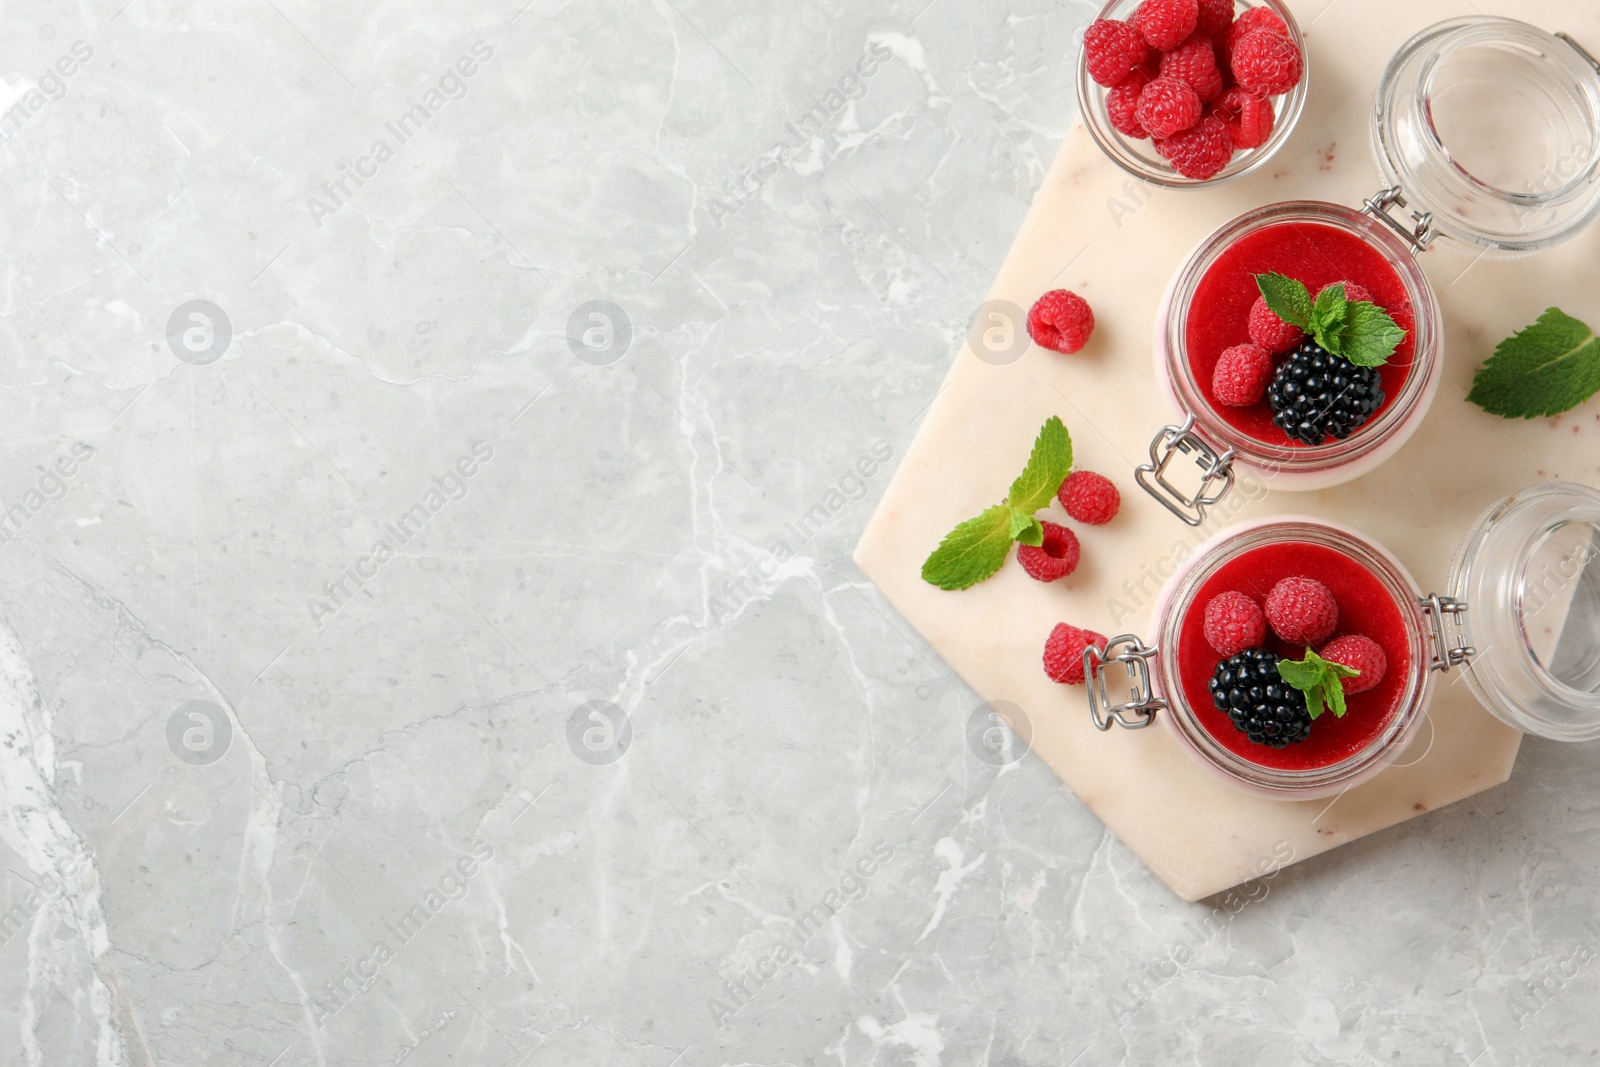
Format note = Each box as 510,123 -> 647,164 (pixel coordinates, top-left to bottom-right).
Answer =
1266,340 -> 1385,446
1207,648 -> 1311,749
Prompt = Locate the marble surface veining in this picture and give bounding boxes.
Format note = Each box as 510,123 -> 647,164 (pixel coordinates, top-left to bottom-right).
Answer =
0,1 -> 1596,1065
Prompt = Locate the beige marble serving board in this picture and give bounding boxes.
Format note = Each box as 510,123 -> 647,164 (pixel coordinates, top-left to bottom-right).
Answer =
856,0 -> 1600,901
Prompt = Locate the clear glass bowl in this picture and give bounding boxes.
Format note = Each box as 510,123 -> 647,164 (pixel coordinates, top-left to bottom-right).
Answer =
1152,201 -> 1443,488
1075,0 -> 1309,188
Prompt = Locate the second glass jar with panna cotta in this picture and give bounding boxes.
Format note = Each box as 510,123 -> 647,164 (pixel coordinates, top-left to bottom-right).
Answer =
1087,483 -> 1600,800
1135,17 -> 1600,526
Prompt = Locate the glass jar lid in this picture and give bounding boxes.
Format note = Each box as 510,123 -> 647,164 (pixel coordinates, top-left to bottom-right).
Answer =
1449,483 -> 1600,741
1374,18 -> 1600,255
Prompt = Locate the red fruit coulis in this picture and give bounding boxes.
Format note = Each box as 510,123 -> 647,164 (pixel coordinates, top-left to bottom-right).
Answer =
1175,538 -> 1412,771
1184,221 -> 1416,445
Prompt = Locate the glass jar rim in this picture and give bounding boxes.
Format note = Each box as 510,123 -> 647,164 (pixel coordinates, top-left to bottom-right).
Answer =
1074,0 -> 1309,189
1449,482 -> 1600,740
1161,200 -> 1443,475
1374,17 -> 1600,254
1154,518 -> 1433,796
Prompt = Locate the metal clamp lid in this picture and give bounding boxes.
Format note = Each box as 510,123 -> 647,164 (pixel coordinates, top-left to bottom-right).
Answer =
1363,187 -> 1440,253
1420,594 -> 1474,672
1086,635 -> 1165,731
1136,416 -> 1236,528
1557,32 -> 1600,77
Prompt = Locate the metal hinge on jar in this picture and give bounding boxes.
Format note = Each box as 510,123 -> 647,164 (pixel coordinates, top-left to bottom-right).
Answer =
1086,635 -> 1165,731
1363,187 -> 1440,252
1420,594 -> 1475,672
1136,416 -> 1236,527
1557,32 -> 1600,76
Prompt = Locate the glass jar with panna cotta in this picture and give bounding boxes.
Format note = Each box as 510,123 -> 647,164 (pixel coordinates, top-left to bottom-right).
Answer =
1135,17 -> 1600,526
1086,484 -> 1600,799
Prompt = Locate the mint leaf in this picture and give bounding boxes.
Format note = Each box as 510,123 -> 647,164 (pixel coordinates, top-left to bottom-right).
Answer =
922,415 -> 1086,591
1321,657 -> 1361,682
1324,674 -> 1347,719
1310,283 -> 1348,355
1468,308 -> 1600,418
1258,273 -> 1405,368
921,506 -> 1016,590
1010,509 -> 1044,546
1277,650 -> 1361,720
1341,302 -> 1407,368
1006,415 -> 1073,513
1256,273 -> 1313,330
1276,656 -> 1324,691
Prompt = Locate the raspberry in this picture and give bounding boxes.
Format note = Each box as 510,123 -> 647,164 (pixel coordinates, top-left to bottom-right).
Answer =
1211,342 -> 1273,406
1043,623 -> 1108,685
1231,29 -> 1302,96
1058,470 -> 1120,525
1027,289 -> 1095,354
1231,7 -> 1288,41
1222,9 -> 1287,69
1085,19 -> 1153,87
1137,77 -> 1202,140
1316,280 -> 1372,305
1203,590 -> 1266,657
1195,0 -> 1234,42
1018,521 -> 1081,582
1265,577 -> 1339,647
1156,115 -> 1233,179
1320,635 -> 1387,694
1134,0 -> 1199,52
1107,70 -> 1151,138
1247,294 -> 1304,352
1212,87 -> 1275,149
1160,37 -> 1224,102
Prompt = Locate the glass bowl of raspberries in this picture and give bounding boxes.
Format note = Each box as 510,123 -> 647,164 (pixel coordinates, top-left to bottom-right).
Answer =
1076,0 -> 1308,185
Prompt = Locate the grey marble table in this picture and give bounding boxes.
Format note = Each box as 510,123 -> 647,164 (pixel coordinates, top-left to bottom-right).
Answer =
0,2 -> 1595,1065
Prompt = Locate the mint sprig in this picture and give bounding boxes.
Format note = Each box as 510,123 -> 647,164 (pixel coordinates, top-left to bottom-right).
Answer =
921,416 -> 1073,590
1255,274 -> 1407,368
1467,308 -> 1600,419
1276,649 -> 1361,720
